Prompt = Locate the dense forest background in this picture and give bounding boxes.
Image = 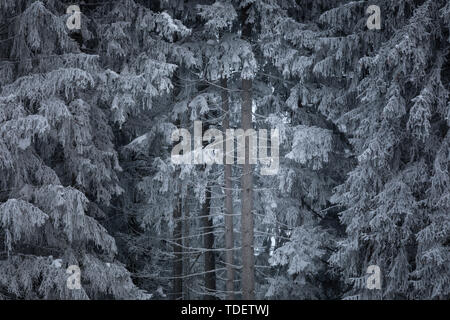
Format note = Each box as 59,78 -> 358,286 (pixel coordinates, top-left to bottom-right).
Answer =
0,0 -> 448,300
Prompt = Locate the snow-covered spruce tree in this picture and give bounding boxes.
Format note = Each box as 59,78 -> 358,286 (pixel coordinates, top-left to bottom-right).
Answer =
298,0 -> 450,299
194,0 -> 265,299
102,0 -> 202,299
0,0 -> 161,299
235,0 -> 353,299
171,0 -> 352,299
118,0 -> 267,300
120,0 -> 239,299
195,0 -> 257,299
123,0 -> 277,299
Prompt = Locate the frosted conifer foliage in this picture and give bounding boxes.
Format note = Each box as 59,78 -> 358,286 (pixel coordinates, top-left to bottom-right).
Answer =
0,0 -> 448,301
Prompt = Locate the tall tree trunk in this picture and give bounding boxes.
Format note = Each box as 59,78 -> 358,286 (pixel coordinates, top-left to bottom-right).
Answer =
172,190 -> 183,299
171,78 -> 184,300
222,78 -> 235,300
201,183 -> 216,299
240,4 -> 255,300
241,78 -> 255,300
183,198 -> 190,299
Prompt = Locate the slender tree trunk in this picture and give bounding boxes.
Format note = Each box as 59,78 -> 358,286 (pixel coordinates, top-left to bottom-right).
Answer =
222,78 -> 235,300
201,183 -> 216,299
172,191 -> 183,299
240,3 -> 255,300
241,77 -> 255,300
171,80 -> 184,300
183,198 -> 190,299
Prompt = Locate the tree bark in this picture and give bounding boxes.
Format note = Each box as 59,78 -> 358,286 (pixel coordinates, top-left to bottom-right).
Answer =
183,198 -> 190,299
201,183 -> 216,299
222,78 -> 235,300
241,77 -> 255,300
240,3 -> 255,300
172,194 -> 183,300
